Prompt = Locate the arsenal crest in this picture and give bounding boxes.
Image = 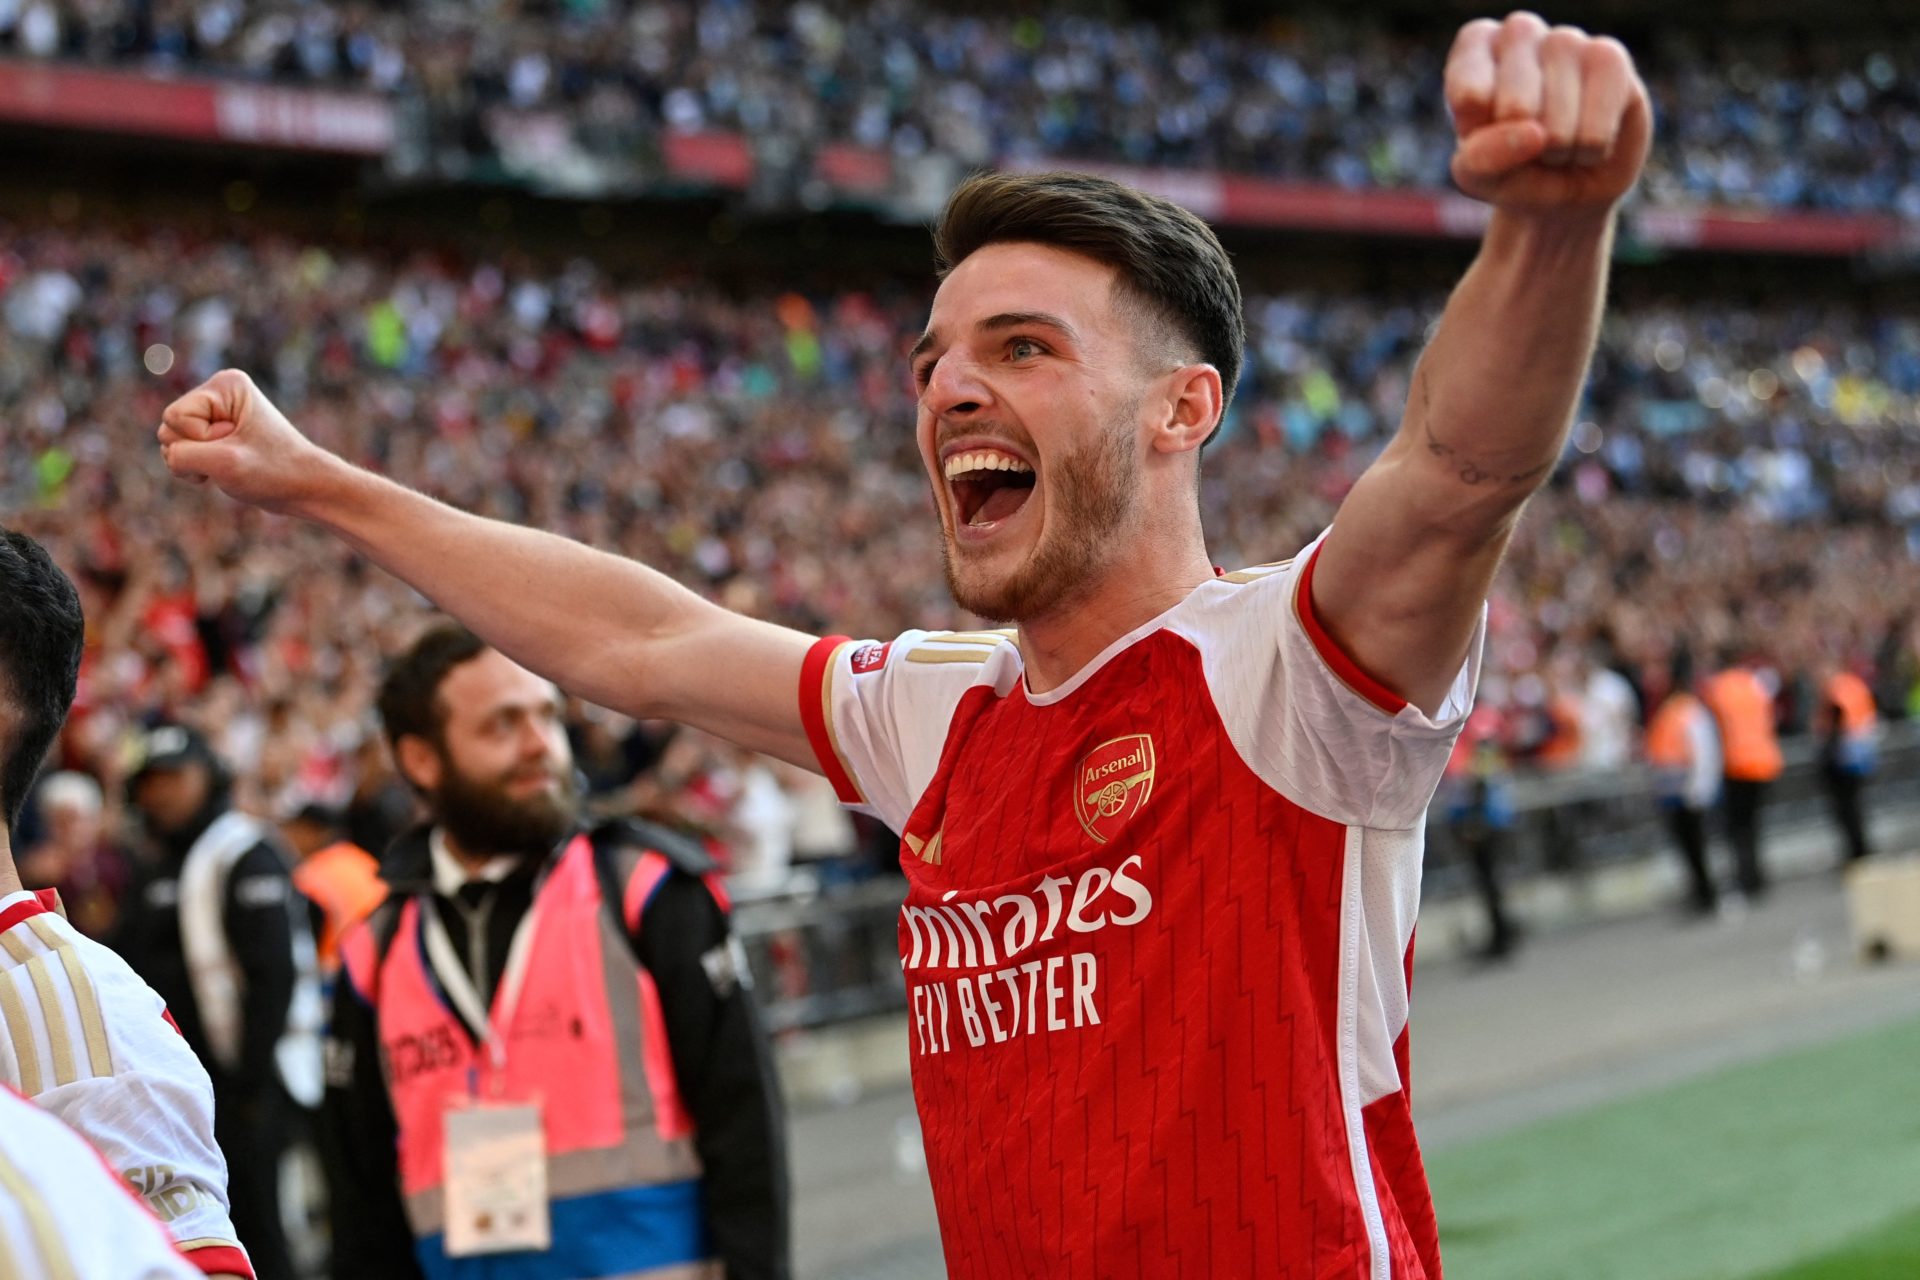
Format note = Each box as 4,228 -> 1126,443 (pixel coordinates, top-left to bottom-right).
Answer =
1073,734 -> 1156,844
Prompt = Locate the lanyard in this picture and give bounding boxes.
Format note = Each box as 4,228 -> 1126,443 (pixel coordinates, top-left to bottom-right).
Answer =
419,884 -> 542,1079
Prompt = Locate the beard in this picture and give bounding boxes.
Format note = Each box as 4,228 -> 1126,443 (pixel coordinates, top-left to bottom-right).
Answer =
432,756 -> 579,860
941,420 -> 1140,623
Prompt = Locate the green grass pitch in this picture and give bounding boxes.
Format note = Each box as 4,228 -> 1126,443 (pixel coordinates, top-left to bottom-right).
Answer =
1426,1014 -> 1920,1279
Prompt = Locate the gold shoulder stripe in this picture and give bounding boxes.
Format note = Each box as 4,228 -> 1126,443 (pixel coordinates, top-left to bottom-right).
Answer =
0,975 -> 41,1095
1220,556 -> 1296,585
907,649 -> 992,665
923,631 -> 1016,648
0,930 -> 33,965
0,1214 -> 24,1280
51,946 -> 111,1079
0,1146 -> 79,1280
174,1237 -> 245,1253
17,920 -> 109,1079
23,958 -> 78,1087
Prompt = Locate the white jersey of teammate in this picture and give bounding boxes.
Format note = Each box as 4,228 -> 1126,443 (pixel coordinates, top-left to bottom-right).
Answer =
0,891 -> 252,1279
0,1084 -> 201,1279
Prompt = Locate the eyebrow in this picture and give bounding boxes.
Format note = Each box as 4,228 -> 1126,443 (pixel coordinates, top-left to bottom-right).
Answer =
909,311 -> 1081,366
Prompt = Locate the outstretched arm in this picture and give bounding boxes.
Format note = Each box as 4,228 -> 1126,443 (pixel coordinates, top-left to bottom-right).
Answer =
157,371 -> 817,768
1313,13 -> 1651,714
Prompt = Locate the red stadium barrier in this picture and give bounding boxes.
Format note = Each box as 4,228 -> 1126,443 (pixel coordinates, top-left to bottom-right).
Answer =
1002,153 -> 1906,256
814,143 -> 893,197
660,130 -> 754,188
1631,206 -> 1915,256
0,61 -> 1909,258
0,59 -> 393,154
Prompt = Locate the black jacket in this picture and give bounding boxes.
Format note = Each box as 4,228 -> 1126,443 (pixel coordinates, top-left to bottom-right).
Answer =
320,820 -> 790,1280
112,802 -> 301,1103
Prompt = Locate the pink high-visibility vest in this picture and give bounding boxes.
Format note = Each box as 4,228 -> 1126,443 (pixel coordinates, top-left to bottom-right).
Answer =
340,835 -> 716,1279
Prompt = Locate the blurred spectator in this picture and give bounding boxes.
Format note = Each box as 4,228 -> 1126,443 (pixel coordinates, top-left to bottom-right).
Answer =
1578,648 -> 1641,772
1814,655 -> 1880,866
1646,648 -> 1723,917
113,722 -> 323,1280
282,802 -> 385,974
1442,707 -> 1520,962
18,770 -> 130,937
1702,652 -> 1786,902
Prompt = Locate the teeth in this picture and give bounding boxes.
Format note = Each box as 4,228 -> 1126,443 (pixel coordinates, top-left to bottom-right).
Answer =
943,449 -> 1034,480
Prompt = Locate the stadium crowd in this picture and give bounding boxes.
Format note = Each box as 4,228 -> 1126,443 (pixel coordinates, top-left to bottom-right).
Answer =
1,213 -> 1917,932
1,2 -> 1917,216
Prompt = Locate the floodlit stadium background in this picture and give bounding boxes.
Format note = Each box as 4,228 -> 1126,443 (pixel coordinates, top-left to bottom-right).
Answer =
4,1 -> 1920,1275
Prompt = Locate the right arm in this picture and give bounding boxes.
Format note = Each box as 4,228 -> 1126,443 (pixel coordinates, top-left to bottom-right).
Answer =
158,371 -> 817,769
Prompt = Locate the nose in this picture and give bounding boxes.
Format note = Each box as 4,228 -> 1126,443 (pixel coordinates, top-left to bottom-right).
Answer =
921,350 -> 994,420
518,715 -> 559,764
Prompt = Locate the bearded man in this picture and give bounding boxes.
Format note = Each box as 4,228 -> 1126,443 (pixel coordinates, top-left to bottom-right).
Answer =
321,624 -> 787,1279
165,15 -> 1649,1275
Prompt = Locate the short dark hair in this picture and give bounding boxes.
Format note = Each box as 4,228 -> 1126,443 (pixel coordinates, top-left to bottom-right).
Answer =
933,171 -> 1245,432
377,623 -> 488,755
0,531 -> 85,833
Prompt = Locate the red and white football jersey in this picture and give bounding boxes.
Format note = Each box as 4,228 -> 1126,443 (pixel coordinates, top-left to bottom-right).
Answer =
0,1084 -> 202,1279
798,533 -> 1481,1279
0,890 -> 253,1279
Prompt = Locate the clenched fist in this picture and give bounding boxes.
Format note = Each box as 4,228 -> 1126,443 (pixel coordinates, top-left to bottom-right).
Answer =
1446,13 -> 1651,212
157,370 -> 335,513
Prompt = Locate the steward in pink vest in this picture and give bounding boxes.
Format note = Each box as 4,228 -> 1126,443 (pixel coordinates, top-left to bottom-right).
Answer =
324,818 -> 788,1280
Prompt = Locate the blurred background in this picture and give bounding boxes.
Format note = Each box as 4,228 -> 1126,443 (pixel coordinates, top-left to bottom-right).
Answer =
2,0 -> 1919,1276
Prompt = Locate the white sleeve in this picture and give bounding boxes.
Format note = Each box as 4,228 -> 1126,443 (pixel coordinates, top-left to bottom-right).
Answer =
798,630 -> 1021,831
1172,530 -> 1484,830
1685,707 -> 1722,809
0,1088 -> 202,1280
0,894 -> 251,1278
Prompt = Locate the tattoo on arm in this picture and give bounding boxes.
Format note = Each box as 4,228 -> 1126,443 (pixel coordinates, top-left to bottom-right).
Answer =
1417,369 -> 1554,488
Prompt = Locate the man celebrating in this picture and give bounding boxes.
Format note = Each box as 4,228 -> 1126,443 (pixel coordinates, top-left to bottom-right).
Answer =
323,624 -> 787,1280
160,14 -> 1648,1276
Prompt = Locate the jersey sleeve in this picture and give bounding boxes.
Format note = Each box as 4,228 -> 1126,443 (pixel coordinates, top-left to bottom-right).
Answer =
1178,530 -> 1484,831
0,1087 -> 202,1280
0,893 -> 253,1279
798,631 -> 1017,831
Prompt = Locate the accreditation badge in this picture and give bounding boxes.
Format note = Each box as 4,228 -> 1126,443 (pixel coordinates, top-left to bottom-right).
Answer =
443,1100 -> 551,1256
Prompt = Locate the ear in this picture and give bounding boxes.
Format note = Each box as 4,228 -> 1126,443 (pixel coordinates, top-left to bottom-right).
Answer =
395,734 -> 443,794
1148,364 -> 1223,458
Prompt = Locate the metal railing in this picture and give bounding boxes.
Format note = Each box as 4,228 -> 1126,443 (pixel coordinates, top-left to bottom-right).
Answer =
735,724 -> 1920,1031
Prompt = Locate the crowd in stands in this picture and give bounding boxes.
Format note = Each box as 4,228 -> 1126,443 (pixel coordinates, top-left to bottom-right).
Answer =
1,211 -> 1918,934
1,2 -> 1917,216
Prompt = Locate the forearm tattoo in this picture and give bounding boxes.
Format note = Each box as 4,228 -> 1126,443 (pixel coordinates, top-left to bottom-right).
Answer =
1417,369 -> 1554,488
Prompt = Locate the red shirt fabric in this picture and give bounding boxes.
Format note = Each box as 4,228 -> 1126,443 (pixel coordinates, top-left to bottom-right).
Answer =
800,532 -> 1480,1278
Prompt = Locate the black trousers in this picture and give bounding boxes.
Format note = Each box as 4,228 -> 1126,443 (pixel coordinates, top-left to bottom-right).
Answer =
214,1083 -> 296,1280
1665,805 -> 1715,913
1722,779 -> 1770,898
1826,768 -> 1873,865
1461,827 -> 1519,956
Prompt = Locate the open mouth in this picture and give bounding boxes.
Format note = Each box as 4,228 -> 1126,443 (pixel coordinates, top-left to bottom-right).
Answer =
944,448 -> 1037,529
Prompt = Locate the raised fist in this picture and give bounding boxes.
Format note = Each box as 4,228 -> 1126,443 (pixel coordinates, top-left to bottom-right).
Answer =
1445,13 -> 1651,213
157,370 -> 334,514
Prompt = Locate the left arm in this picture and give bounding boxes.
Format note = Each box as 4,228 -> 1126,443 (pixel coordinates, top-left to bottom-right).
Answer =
1314,13 -> 1651,714
637,874 -> 792,1280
